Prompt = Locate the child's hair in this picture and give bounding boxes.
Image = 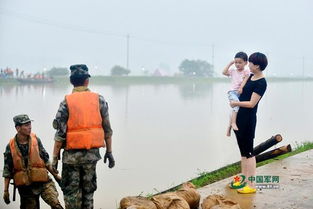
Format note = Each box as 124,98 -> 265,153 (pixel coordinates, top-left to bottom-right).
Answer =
249,52 -> 268,71
234,52 -> 248,62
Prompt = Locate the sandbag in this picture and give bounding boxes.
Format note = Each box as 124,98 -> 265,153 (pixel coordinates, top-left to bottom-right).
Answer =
152,192 -> 190,209
120,196 -> 157,209
201,195 -> 241,209
175,182 -> 200,209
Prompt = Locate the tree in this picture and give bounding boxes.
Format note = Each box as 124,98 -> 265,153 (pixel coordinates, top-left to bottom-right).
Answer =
47,67 -> 69,76
110,65 -> 130,76
179,59 -> 214,77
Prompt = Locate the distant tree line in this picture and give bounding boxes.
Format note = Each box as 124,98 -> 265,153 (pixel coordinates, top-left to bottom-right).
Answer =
47,59 -> 214,77
110,65 -> 130,76
179,59 -> 214,77
47,67 -> 69,76
109,59 -> 214,77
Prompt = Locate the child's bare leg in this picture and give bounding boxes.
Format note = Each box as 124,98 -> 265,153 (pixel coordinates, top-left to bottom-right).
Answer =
226,115 -> 232,137
226,126 -> 232,137
231,111 -> 239,131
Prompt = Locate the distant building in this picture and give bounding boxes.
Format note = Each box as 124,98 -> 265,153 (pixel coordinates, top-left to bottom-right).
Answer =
152,69 -> 167,77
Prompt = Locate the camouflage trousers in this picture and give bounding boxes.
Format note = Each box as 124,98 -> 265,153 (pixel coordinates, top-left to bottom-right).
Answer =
18,179 -> 63,209
61,162 -> 97,209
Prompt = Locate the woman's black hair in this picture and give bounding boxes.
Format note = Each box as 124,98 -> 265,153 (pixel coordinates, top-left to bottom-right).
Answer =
249,52 -> 268,71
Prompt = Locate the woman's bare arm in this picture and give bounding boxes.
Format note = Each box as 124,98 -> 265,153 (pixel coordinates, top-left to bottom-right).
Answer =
230,92 -> 261,108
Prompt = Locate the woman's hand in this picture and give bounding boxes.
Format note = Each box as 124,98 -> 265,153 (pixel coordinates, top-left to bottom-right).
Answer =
230,101 -> 236,108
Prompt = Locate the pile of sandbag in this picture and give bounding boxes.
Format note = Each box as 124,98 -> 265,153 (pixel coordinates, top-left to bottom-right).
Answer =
120,196 -> 157,209
175,182 -> 200,209
120,182 -> 242,209
201,195 -> 241,209
119,194 -> 188,209
119,182 -> 200,209
152,192 -> 190,209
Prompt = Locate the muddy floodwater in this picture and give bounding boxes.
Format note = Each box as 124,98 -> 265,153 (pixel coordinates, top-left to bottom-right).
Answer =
0,79 -> 312,209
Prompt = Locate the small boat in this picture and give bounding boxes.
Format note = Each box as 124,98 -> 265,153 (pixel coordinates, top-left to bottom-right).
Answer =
16,78 -> 54,84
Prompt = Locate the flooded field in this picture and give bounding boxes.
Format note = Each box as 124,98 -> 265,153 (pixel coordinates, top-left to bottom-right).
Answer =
0,79 -> 312,208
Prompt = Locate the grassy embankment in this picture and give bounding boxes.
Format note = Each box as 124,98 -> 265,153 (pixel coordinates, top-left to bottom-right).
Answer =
1,75 -> 313,86
160,141 -> 313,193
0,78 -> 18,85
0,76 -> 223,87
77,76 -> 224,85
58,75 -> 313,85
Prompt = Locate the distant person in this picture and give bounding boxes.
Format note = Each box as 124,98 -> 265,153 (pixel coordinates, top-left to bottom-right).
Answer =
222,52 -> 250,136
34,73 -> 40,79
6,68 -> 13,78
16,68 -> 19,78
229,52 -> 268,194
51,64 -> 115,209
20,70 -> 25,78
2,114 -> 63,209
4,68 -> 8,78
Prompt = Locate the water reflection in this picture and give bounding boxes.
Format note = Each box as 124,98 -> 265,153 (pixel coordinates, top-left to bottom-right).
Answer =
1,84 -> 54,97
0,80 -> 313,209
0,84 -> 15,96
178,82 -> 213,100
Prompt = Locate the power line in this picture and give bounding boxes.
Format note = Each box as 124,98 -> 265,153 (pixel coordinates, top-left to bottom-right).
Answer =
0,7 -> 217,70
0,7 -> 125,38
0,7 -> 214,48
126,34 -> 130,69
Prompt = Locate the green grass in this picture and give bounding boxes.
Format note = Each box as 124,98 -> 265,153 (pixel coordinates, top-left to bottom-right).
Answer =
61,75 -> 313,82
159,142 -> 313,193
89,76 -> 224,85
0,78 -> 18,85
78,76 -> 313,85
266,77 -> 313,82
2,75 -> 313,86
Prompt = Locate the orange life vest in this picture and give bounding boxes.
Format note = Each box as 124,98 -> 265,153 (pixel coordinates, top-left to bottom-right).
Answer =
65,91 -> 105,150
9,133 -> 49,186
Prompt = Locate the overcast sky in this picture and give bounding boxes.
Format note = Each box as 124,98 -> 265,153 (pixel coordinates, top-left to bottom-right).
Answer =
0,0 -> 312,76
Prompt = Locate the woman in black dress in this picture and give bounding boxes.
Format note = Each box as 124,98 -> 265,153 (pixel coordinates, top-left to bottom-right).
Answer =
230,52 -> 268,194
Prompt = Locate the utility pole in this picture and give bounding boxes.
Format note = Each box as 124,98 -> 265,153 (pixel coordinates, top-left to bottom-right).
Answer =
302,56 -> 305,78
211,44 -> 215,71
126,34 -> 130,70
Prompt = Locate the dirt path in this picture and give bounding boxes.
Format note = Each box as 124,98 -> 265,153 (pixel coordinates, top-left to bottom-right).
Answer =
197,149 -> 313,209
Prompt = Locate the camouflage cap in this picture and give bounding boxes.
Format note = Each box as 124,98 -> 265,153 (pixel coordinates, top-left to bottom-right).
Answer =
13,114 -> 33,126
70,64 -> 91,77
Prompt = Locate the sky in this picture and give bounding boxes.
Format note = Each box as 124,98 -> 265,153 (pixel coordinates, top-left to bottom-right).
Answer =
0,0 -> 312,76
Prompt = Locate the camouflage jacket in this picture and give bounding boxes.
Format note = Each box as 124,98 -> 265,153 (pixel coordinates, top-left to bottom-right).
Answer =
2,135 -> 50,179
53,86 -> 113,164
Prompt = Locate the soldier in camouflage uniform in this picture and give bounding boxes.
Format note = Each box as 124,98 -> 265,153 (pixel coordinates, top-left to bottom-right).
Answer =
2,114 -> 63,209
52,64 -> 114,209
